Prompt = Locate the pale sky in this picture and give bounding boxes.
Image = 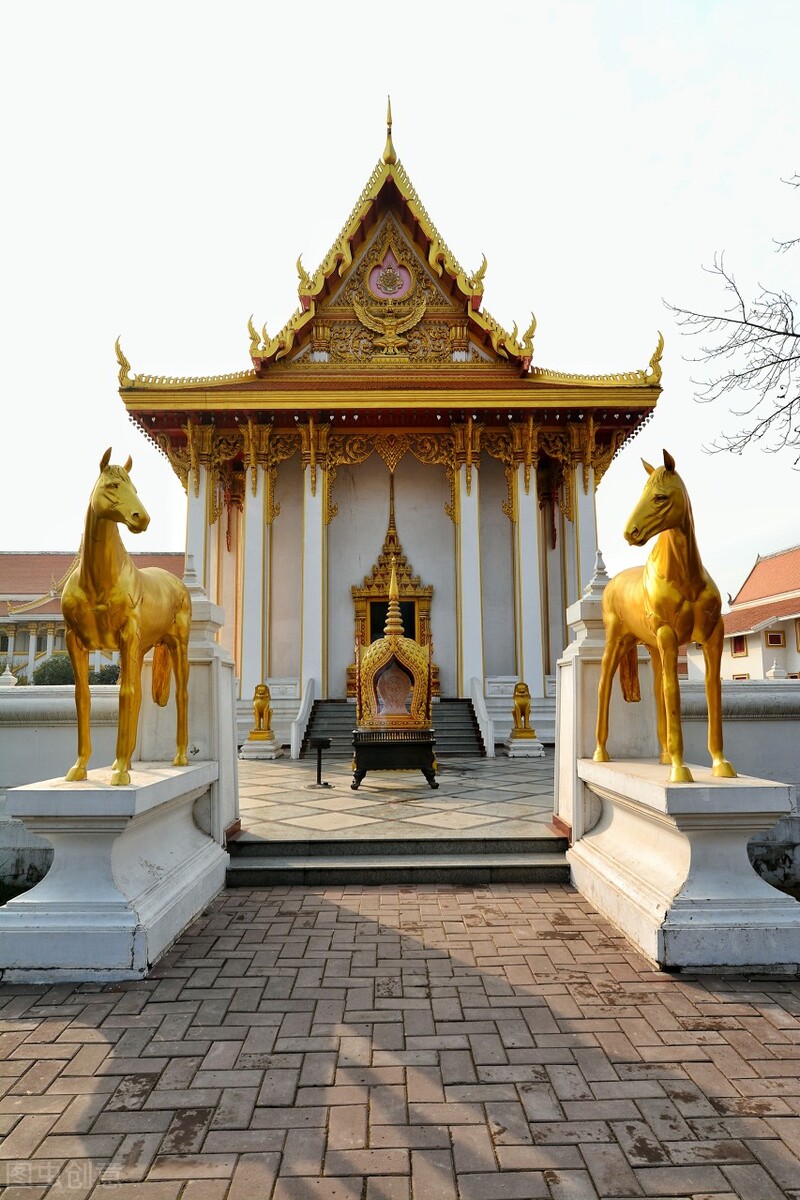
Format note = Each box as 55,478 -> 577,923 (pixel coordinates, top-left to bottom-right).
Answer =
2,0 -> 798,602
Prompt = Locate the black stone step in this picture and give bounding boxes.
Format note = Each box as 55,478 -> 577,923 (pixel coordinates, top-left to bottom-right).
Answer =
226,852 -> 569,887
226,831 -> 569,885
230,834 -> 568,858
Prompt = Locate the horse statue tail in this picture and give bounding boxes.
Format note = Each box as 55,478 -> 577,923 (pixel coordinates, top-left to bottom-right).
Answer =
619,645 -> 641,703
152,644 -> 172,707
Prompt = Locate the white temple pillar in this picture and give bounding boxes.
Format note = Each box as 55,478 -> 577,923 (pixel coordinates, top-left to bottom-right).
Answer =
27,627 -> 37,680
574,464 -> 598,598
45,624 -> 55,662
456,465 -> 484,695
300,464 -> 326,697
186,466 -> 209,593
514,467 -> 545,699
544,517 -> 564,678
240,466 -> 268,700
563,501 -> 579,611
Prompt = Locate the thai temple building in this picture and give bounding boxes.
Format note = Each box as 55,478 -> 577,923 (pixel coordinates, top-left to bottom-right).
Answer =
117,108 -> 662,743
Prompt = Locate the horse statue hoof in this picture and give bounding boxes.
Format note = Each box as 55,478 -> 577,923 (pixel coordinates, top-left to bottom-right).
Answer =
173,753 -> 189,767
110,769 -> 131,786
712,760 -> 737,779
65,766 -> 87,782
669,765 -> 694,784
592,748 -> 610,763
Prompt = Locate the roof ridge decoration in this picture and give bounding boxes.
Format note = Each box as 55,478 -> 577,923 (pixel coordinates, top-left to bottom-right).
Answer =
527,331 -> 664,388
117,337 -> 257,390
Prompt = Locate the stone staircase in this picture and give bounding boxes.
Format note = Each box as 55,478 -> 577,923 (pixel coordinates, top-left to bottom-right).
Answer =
300,700 -> 357,757
227,832 -> 569,886
433,699 -> 486,756
300,698 -> 486,758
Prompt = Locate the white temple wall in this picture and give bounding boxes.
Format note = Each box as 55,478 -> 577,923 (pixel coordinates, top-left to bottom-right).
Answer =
326,454 -> 457,697
327,456 -> 394,698
206,494 -> 221,612
545,515 -> 566,678
268,462 -> 303,680
216,506 -> 240,669
563,507 -> 579,611
478,456 -> 515,678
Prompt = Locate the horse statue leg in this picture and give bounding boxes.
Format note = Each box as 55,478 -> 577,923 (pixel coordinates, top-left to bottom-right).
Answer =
648,649 -> 670,766
112,631 -> 143,786
593,622 -> 632,762
702,622 -> 736,778
655,625 -> 693,783
65,628 -> 92,781
170,632 -> 190,767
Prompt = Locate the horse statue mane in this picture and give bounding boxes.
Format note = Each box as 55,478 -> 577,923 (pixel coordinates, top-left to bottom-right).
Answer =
61,448 -> 192,786
593,448 -> 736,784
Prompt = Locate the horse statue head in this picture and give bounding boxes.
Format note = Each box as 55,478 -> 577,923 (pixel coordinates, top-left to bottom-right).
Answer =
91,448 -> 150,535
625,450 -> 692,548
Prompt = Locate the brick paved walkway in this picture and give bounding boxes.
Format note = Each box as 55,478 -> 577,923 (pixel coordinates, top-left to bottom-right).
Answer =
2,884 -> 800,1199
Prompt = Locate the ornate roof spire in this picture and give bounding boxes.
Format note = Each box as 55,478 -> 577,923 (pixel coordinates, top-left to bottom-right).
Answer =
388,471 -> 396,534
384,555 -> 405,636
383,96 -> 397,165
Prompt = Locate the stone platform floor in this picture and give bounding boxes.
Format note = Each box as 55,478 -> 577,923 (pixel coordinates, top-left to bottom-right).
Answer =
237,753 -> 558,841
2,884 -> 800,1199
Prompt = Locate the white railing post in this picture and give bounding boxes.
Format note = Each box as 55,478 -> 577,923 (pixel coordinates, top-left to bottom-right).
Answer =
470,677 -> 495,758
290,678 -> 316,759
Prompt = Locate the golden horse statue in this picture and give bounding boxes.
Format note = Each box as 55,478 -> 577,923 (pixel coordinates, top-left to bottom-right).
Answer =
61,449 -> 192,786
593,449 -> 736,784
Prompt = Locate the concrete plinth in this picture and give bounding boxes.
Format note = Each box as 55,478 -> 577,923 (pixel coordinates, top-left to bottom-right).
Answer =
569,759 -> 800,971
504,735 -> 545,758
240,735 -> 284,760
0,762 -> 226,983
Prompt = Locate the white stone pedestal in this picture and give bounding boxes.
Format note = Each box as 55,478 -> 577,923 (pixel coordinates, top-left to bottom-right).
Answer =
555,553 -> 659,841
504,735 -> 545,758
137,559 -> 239,845
0,762 -> 226,983
239,735 -> 284,760
569,758 -> 800,971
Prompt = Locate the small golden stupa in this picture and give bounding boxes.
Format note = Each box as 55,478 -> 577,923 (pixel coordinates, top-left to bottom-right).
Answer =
352,557 -> 437,789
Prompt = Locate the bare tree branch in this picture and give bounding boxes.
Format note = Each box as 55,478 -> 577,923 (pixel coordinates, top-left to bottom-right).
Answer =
666,178 -> 800,466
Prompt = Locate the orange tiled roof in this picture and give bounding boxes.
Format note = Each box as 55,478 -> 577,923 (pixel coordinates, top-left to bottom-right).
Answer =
733,545 -> 800,604
0,552 -> 184,617
724,595 -> 800,637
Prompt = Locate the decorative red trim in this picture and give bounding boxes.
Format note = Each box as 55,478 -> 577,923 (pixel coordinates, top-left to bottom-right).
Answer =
551,815 -> 572,843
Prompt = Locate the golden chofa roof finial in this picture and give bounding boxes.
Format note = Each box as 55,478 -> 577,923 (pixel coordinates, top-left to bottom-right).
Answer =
384,555 -> 405,636
383,95 -> 397,165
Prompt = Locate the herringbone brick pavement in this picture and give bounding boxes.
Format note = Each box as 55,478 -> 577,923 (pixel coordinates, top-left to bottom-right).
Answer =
1,884 -> 799,1198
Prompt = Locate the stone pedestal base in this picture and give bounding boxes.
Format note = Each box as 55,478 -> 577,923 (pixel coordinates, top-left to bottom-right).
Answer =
504,735 -> 545,758
239,736 -> 284,760
0,763 -> 226,983
570,759 -> 800,971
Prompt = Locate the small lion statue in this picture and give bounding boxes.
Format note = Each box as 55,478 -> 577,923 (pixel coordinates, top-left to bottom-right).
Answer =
512,681 -> 533,735
252,684 -> 273,736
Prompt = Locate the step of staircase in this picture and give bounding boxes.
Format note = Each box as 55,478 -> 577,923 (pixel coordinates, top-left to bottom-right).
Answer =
300,699 -> 485,758
227,834 -> 569,886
